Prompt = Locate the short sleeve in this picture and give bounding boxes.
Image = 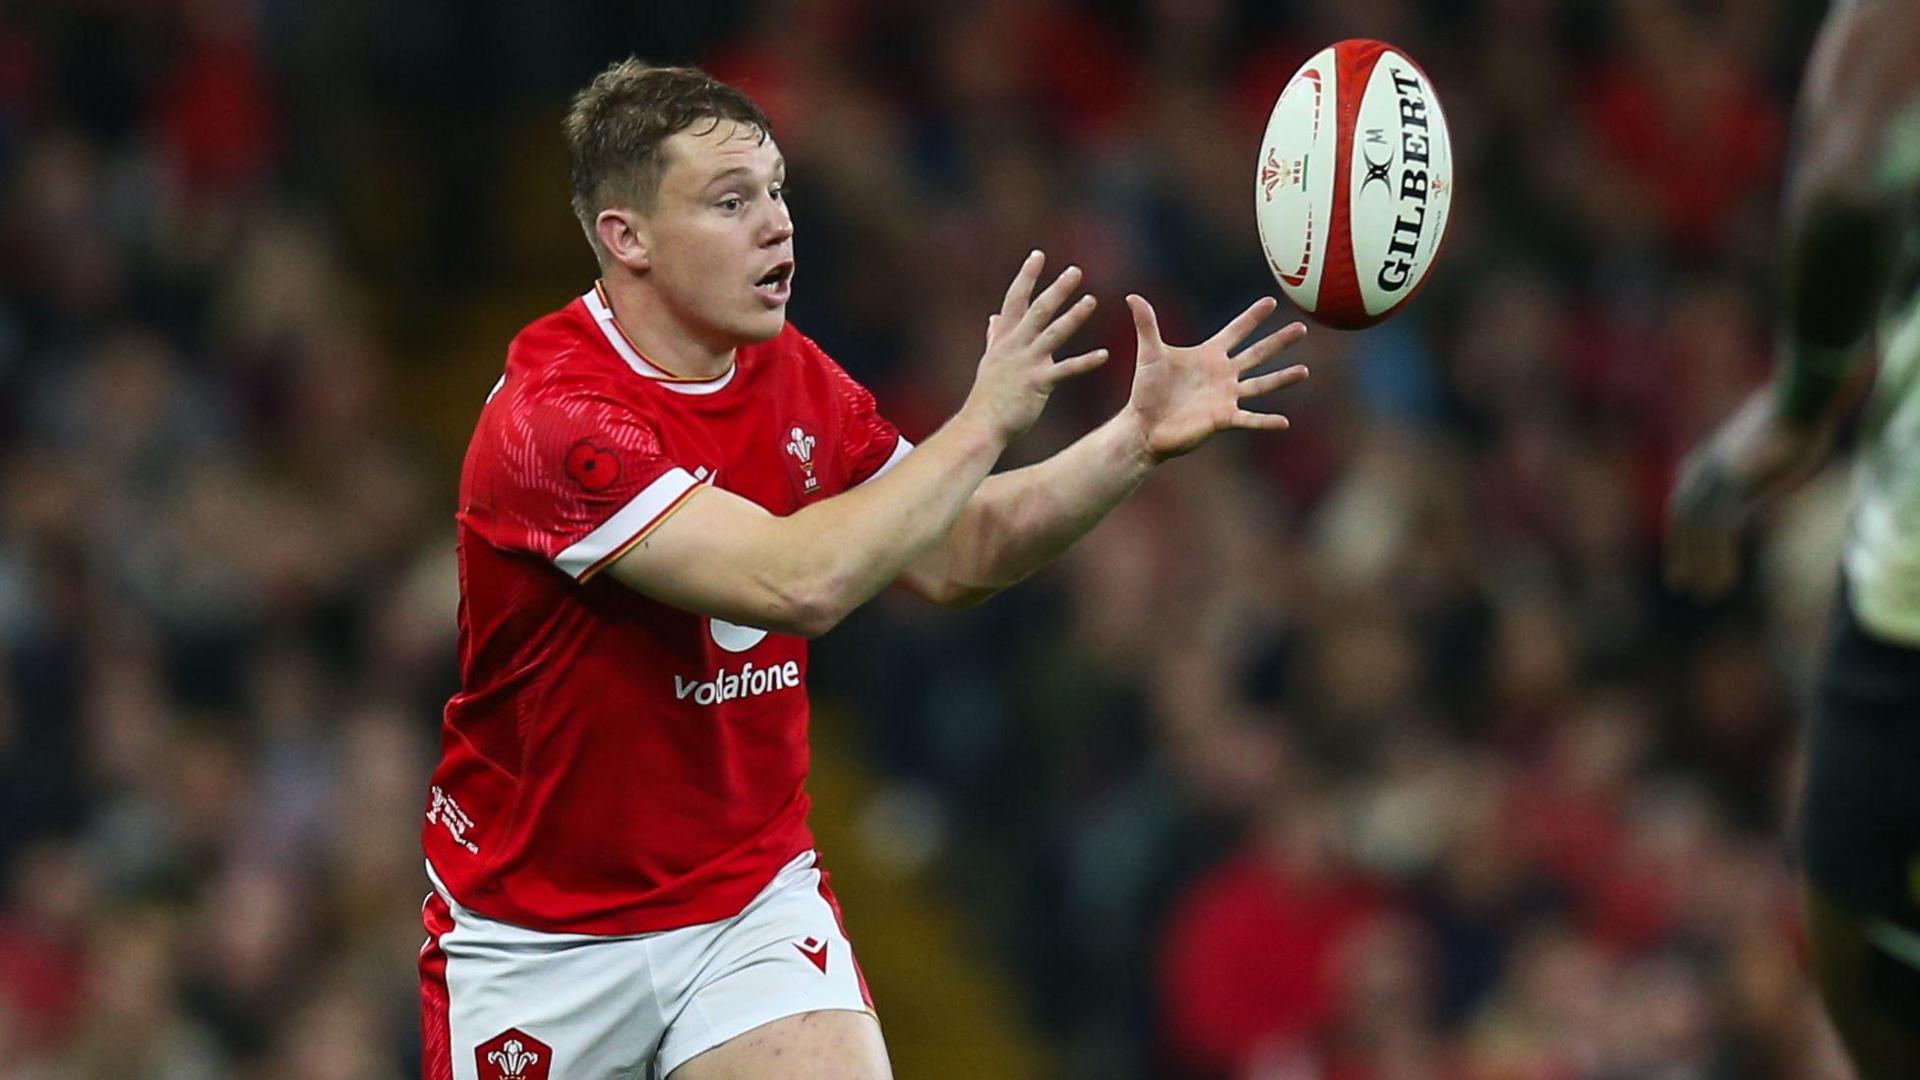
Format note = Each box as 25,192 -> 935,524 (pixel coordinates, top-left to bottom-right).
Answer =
467,371 -> 700,582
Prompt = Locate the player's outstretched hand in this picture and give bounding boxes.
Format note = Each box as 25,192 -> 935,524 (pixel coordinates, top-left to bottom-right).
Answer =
1665,445 -> 1752,599
1120,294 -> 1309,464
960,250 -> 1108,442
1665,390 -> 1829,598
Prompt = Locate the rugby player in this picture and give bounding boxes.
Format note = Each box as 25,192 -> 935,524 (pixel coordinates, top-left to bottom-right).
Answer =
1669,3 -> 1920,1075
418,59 -> 1310,1080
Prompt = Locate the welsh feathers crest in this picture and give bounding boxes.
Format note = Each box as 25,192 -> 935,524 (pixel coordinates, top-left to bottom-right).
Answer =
785,424 -> 821,493
476,1029 -> 551,1080
785,426 -> 816,464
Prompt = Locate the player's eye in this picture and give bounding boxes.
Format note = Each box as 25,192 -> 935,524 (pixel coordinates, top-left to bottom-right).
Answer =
717,195 -> 744,213
770,182 -> 785,201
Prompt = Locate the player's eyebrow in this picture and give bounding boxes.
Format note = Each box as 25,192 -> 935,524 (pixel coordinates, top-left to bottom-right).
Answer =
701,160 -> 787,192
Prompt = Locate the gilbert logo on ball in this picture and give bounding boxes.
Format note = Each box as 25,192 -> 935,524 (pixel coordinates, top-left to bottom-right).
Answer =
1256,39 -> 1453,330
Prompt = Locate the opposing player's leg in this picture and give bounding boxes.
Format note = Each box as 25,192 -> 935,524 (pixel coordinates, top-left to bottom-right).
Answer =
1805,885 -> 1920,1080
667,1009 -> 892,1080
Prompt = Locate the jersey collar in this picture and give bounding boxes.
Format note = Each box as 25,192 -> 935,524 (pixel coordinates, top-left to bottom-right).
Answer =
584,283 -> 738,396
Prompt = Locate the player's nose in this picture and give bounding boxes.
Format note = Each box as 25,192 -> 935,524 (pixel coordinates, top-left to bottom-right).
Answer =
761,198 -> 794,246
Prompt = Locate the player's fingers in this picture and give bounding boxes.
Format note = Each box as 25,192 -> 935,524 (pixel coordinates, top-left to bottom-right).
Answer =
1211,296 -> 1281,349
1237,364 -> 1310,399
1034,293 -> 1098,353
986,313 -> 1000,346
1234,321 -> 1309,372
1018,265 -> 1085,337
1047,347 -> 1111,384
1127,294 -> 1163,350
1231,409 -> 1291,432
1000,250 -> 1045,323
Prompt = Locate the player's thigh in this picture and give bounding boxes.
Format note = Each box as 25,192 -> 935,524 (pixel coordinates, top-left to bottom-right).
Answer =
650,852 -> 883,1078
667,1008 -> 892,1080
1804,885 -> 1920,1080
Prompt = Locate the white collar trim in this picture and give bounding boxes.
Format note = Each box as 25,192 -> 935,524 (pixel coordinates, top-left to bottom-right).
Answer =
583,286 -> 737,396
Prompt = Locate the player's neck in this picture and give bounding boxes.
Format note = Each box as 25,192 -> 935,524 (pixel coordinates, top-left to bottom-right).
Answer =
597,276 -> 738,380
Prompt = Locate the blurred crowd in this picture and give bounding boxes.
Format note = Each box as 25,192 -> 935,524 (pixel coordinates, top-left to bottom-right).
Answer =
0,1 -> 449,1076
0,0 -> 1866,1078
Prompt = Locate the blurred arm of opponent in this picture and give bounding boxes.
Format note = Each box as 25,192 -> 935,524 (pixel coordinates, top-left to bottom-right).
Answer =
1667,0 -> 1920,595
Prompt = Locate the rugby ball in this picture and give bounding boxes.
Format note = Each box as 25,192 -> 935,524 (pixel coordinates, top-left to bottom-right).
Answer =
1255,39 -> 1453,330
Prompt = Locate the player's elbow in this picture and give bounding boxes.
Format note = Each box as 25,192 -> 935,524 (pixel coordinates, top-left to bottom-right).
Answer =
747,592 -> 836,639
763,576 -> 855,639
747,540 -> 875,636
895,564 -> 999,609
785,600 -> 845,639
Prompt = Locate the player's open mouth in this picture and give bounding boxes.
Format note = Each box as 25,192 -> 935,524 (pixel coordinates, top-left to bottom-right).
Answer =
754,261 -> 793,305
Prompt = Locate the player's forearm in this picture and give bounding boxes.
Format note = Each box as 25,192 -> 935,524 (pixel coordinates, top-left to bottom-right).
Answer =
774,411 -> 1006,632
927,410 -> 1156,604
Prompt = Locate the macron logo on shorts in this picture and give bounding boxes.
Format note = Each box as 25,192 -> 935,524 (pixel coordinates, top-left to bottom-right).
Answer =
795,936 -> 830,973
477,1028 -> 551,1080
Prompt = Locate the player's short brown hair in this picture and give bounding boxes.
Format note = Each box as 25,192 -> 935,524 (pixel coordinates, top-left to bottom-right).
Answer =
564,59 -> 772,260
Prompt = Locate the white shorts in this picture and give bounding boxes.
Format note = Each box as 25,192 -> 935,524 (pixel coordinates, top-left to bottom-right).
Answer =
419,851 -> 875,1080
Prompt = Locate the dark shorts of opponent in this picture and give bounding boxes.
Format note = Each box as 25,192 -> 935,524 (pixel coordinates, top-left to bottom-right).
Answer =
1802,581 -> 1920,927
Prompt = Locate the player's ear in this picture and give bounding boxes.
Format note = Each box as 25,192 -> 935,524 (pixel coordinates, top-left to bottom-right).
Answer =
595,207 -> 650,273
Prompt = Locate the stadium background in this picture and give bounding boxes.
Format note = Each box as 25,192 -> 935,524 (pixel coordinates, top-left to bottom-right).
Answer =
0,0 -> 1869,1076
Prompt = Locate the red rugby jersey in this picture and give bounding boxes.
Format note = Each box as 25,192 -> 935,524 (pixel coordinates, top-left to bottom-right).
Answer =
423,284 -> 908,934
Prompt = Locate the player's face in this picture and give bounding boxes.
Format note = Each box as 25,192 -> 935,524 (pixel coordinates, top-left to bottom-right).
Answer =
642,122 -> 793,348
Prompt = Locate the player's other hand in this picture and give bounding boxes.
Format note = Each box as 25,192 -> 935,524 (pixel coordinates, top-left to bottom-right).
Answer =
1120,294 -> 1309,465
960,250 -> 1107,443
1665,389 -> 1829,598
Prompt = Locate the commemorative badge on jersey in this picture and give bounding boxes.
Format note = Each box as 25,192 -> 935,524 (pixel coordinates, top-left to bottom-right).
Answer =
476,1028 -> 552,1080
564,438 -> 621,492
784,423 -> 822,496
